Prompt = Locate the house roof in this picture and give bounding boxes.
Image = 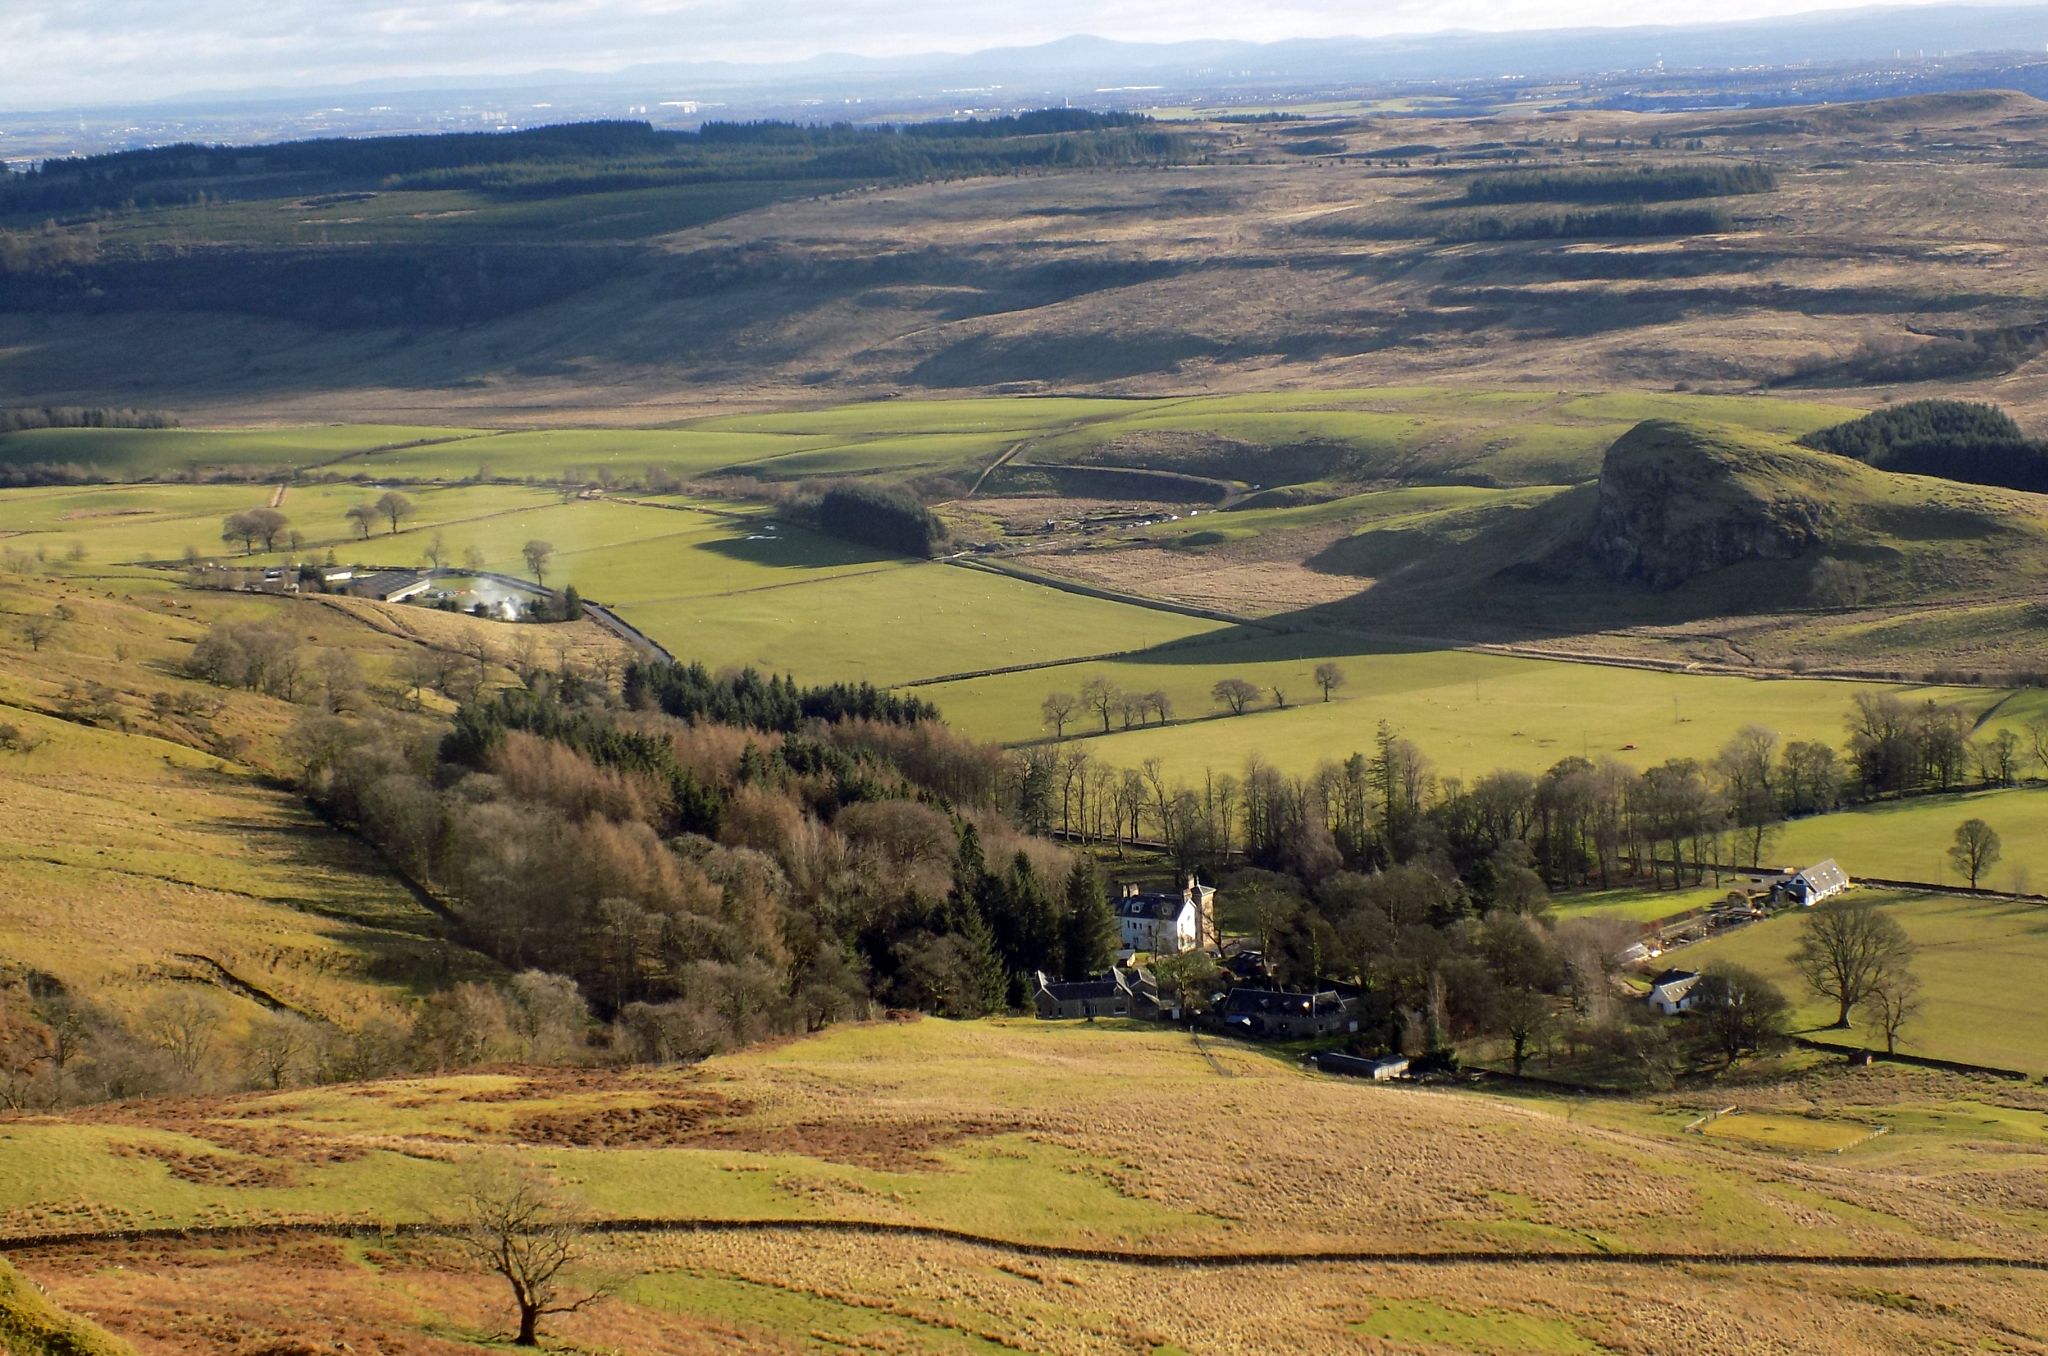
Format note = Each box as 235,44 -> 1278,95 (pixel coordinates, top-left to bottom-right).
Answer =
1648,968 -> 1699,990
1795,859 -> 1850,892
1043,979 -> 1122,1002
1116,894 -> 1190,921
351,569 -> 425,599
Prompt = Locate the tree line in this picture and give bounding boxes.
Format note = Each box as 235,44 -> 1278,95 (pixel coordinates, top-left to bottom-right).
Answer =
1017,695 -> 2042,891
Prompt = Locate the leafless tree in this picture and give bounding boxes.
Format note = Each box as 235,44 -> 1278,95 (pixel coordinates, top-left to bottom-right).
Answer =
1211,677 -> 1260,716
141,990 -> 222,1086
1078,677 -> 1119,734
375,490 -> 415,535
1868,971 -> 1921,1054
1949,818 -> 2002,888
1041,691 -> 1078,739
522,540 -> 555,587
1792,899 -> 1914,1028
424,532 -> 447,570
19,614 -> 56,652
447,1160 -> 610,1347
345,503 -> 378,540
244,1010 -> 314,1090
1312,661 -> 1346,701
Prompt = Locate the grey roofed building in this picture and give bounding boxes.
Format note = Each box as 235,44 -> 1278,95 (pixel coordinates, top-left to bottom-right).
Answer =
347,569 -> 432,603
1034,969 -> 1142,1020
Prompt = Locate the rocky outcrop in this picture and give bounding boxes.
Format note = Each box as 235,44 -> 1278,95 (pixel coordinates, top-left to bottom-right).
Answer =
1588,420 -> 1834,590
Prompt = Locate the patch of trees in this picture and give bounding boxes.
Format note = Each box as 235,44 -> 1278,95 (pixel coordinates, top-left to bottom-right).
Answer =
806,484 -> 949,558
291,650 -> 1111,1059
624,660 -> 937,733
1462,162 -> 1777,205
0,406 -> 176,434
1799,398 -> 2048,493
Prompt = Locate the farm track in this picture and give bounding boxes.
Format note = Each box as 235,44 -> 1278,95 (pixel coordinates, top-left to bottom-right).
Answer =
5,1216 -> 2047,1274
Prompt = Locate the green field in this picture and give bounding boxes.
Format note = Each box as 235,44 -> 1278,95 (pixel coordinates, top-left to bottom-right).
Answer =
1550,883 -> 1737,924
1682,891 -> 2048,1073
0,424 -> 487,475
916,636 -> 2000,780
1765,785 -> 2048,892
0,388 -> 1865,492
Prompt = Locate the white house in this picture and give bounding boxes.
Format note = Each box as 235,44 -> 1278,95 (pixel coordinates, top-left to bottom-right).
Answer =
1777,859 -> 1850,907
1646,968 -> 1703,1015
1114,888 -> 1199,956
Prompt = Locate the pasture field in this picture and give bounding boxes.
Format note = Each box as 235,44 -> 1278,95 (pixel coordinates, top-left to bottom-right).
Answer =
0,481 -> 560,566
7,1019 -> 2048,1352
0,424 -> 487,476
1681,890 -> 2048,1073
0,387 -> 1866,493
916,635 -> 2000,780
1761,785 -> 2048,892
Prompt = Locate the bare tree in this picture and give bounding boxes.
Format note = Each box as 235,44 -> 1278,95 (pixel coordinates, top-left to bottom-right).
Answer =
141,990 -> 222,1086
375,491 -> 415,536
19,614 -> 56,652
1868,971 -> 1920,1054
1791,899 -> 1914,1029
345,503 -> 378,540
1949,818 -> 2002,888
1144,690 -> 1173,725
1079,677 -> 1119,734
521,540 -> 555,588
462,544 -> 488,572
1040,691 -> 1078,739
243,1010 -> 313,1090
425,532 -> 447,570
448,1160 -> 609,1346
1211,677 -> 1260,716
1313,662 -> 1346,702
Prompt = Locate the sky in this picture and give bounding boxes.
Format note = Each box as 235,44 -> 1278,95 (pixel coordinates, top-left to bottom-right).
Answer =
0,0 -> 2018,111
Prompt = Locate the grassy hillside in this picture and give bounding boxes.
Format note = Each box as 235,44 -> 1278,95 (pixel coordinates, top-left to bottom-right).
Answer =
5,1018 -> 2048,1351
0,1258 -> 133,1356
0,570 -> 636,1038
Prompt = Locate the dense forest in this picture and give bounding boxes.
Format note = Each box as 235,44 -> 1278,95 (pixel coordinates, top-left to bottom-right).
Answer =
1802,399 -> 2048,492
805,484 -> 951,557
1461,161 -> 1777,205
0,112 -> 1196,216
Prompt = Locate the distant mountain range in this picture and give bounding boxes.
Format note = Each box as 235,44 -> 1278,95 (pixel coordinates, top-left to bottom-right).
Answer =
154,2 -> 2048,109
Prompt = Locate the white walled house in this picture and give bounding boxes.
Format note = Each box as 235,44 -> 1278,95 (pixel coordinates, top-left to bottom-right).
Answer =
1646,968 -> 1703,1015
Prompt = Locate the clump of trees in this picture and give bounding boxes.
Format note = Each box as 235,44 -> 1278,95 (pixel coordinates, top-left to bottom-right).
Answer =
1800,399 -> 2048,493
1463,162 -> 1777,205
221,507 -> 290,553
808,485 -> 949,558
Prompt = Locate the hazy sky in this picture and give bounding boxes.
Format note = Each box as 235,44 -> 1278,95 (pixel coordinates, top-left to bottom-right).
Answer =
0,0 -> 2012,111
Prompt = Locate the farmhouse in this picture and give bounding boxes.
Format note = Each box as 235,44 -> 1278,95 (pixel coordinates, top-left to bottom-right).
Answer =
1222,988 -> 1359,1039
1646,968 -> 1703,1015
1032,968 -> 1155,1020
1773,859 -> 1850,907
1114,876 -> 1215,955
